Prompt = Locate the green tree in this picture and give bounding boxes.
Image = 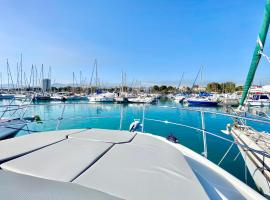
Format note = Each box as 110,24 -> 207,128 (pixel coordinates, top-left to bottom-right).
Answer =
167,86 -> 174,92
235,85 -> 243,91
160,85 -> 167,93
206,82 -> 221,93
222,82 -> 236,93
152,85 -> 160,92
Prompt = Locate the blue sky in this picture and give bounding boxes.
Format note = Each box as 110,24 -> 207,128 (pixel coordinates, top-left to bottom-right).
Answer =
0,0 -> 269,86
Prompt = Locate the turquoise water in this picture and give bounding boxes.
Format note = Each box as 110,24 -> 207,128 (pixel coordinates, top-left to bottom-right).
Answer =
2,98 -> 269,192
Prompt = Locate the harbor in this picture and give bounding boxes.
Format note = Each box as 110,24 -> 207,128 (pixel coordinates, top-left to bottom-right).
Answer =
2,49 -> 270,199
2,0 -> 270,199
1,98 -> 270,192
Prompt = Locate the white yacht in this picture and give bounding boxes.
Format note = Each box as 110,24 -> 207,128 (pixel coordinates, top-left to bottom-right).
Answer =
0,128 -> 265,199
14,94 -> 27,100
225,122 -> 270,198
59,92 -> 87,101
173,94 -> 185,103
50,93 -> 65,101
88,93 -> 115,103
222,0 -> 270,196
219,93 -> 240,107
128,96 -> 155,104
246,94 -> 270,107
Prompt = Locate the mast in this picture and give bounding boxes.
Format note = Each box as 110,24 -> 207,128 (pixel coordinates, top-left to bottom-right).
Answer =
73,72 -> 75,93
20,53 -> 23,90
192,66 -> 202,89
177,72 -> 185,90
200,66 -> 203,87
239,0 -> 270,106
16,62 -> 19,90
95,59 -> 98,89
0,72 -> 2,91
124,73 -> 127,92
89,63 -> 95,94
35,65 -> 38,90
80,70 -> 82,86
7,60 -> 9,92
121,70 -> 124,93
6,59 -> 14,91
39,64 -> 44,92
30,65 -> 34,89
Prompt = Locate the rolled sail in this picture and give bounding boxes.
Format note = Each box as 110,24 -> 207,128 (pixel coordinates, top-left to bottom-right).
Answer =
240,0 -> 270,106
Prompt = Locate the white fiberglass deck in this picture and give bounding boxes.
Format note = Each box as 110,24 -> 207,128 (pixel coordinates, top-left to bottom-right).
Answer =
0,128 -> 265,200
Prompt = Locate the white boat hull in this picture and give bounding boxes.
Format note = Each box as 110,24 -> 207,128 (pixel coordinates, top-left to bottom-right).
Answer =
88,96 -> 114,102
247,100 -> 270,106
128,97 -> 155,103
231,127 -> 270,197
220,98 -> 239,106
174,96 -> 185,103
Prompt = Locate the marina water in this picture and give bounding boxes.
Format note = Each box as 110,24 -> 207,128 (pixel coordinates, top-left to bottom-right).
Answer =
2,98 -> 267,192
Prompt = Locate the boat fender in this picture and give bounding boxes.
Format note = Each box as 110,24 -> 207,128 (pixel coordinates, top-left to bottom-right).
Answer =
221,124 -> 232,135
129,120 -> 140,132
129,122 -> 136,132
226,124 -> 232,134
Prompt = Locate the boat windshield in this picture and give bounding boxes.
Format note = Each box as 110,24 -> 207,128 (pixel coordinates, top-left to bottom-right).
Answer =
260,95 -> 269,100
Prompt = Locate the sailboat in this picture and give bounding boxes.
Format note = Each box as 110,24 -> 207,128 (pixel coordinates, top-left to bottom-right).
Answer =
186,67 -> 219,106
115,71 -> 128,103
173,73 -> 186,103
224,1 -> 270,197
87,59 -> 115,103
187,92 -> 219,106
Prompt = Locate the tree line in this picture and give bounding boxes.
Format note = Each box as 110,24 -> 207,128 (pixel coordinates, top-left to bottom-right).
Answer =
206,82 -> 243,93
46,82 -> 243,94
151,82 -> 243,94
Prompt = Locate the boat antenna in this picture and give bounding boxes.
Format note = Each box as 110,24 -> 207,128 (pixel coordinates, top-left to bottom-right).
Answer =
239,0 -> 270,108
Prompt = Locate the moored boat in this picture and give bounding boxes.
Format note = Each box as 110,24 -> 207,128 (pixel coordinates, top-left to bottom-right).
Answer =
0,93 -> 14,100
226,0 -> 270,197
187,95 -> 219,107
246,94 -> 270,107
88,93 -> 115,102
173,94 -> 185,103
218,94 -> 240,107
128,96 -> 155,103
32,93 -> 51,101
227,123 -> 270,197
114,96 -> 128,103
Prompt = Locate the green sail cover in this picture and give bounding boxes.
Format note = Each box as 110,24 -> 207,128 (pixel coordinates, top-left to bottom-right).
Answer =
240,0 -> 270,106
